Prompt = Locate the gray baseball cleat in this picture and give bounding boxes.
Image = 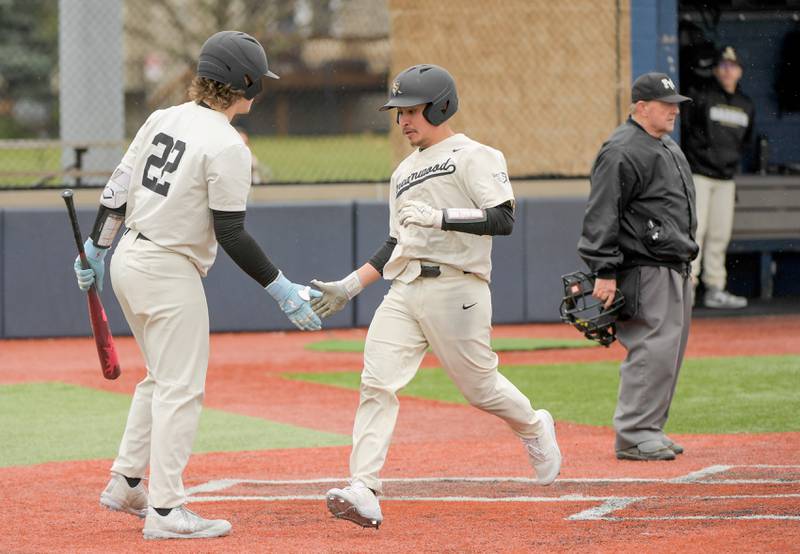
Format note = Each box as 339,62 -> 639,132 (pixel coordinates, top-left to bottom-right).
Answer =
99,472 -> 148,518
616,439 -> 676,461
326,480 -> 382,529
662,437 -> 684,455
522,409 -> 562,485
143,505 -> 231,540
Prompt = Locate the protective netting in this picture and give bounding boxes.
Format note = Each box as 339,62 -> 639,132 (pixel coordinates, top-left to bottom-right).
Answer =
0,0 -> 629,188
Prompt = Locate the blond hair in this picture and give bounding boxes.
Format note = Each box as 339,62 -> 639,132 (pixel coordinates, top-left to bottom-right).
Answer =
187,76 -> 245,110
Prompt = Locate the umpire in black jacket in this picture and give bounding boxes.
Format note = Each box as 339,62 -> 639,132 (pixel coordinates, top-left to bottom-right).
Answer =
578,72 -> 699,461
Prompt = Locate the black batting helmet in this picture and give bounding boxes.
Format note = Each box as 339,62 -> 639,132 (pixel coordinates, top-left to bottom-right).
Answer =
380,64 -> 458,125
197,31 -> 279,100
559,271 -> 625,347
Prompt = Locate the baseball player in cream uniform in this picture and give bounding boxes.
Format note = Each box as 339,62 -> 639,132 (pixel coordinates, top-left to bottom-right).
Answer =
312,65 -> 562,529
72,32 -> 321,540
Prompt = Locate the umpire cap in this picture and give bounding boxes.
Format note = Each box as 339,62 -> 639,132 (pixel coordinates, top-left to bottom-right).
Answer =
380,64 -> 458,125
631,72 -> 691,104
197,31 -> 279,100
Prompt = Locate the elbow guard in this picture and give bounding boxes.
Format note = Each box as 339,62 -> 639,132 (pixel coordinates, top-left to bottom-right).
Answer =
100,163 -> 132,209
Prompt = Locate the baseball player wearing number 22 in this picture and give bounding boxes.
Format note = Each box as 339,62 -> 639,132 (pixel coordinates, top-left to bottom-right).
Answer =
313,65 -> 562,529
71,31 -> 321,540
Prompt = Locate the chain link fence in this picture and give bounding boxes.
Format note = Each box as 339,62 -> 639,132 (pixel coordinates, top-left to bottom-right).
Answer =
0,0 -> 628,189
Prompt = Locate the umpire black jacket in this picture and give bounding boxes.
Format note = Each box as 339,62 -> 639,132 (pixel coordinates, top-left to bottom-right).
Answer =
682,80 -> 754,180
578,117 -> 699,279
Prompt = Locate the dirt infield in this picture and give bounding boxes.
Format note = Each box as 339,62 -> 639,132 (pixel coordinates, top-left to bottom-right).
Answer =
1,315 -> 799,552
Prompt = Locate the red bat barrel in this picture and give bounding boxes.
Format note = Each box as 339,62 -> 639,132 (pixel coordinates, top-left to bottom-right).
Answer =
62,189 -> 122,380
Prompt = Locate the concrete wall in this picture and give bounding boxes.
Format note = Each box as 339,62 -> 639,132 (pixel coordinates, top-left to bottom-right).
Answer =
0,198 -> 593,338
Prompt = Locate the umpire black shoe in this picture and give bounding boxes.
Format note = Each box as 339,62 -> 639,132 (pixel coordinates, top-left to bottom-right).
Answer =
616,440 -> 676,461
663,437 -> 684,455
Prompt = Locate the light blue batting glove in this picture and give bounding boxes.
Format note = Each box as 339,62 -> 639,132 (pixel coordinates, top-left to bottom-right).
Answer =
73,239 -> 108,292
265,271 -> 323,331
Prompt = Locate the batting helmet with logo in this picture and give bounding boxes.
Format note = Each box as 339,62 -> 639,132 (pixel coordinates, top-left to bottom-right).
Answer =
197,31 -> 279,100
559,271 -> 625,347
380,64 -> 458,125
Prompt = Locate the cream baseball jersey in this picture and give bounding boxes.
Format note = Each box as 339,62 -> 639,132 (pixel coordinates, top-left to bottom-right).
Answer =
383,133 -> 514,282
120,102 -> 251,275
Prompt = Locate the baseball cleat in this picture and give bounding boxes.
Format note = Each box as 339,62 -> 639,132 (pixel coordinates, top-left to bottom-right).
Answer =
662,437 -> 684,455
99,472 -> 148,518
326,481 -> 382,529
143,505 -> 231,540
616,440 -> 676,461
523,409 -> 562,485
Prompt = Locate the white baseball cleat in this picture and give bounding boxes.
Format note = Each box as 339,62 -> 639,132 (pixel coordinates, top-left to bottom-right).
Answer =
143,505 -> 231,540
99,472 -> 148,518
326,480 -> 383,529
522,409 -> 562,485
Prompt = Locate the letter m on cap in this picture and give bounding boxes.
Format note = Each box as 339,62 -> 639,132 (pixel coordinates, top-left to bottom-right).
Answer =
661,77 -> 676,91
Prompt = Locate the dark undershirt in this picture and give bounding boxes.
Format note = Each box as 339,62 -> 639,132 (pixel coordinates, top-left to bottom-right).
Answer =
212,210 -> 279,287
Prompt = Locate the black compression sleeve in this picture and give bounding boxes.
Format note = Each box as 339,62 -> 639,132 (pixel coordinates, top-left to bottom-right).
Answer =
212,210 -> 279,287
367,236 -> 397,274
441,201 -> 514,236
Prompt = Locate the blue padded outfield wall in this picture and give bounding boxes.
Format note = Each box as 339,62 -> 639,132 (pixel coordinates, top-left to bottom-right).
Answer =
0,198 -> 588,338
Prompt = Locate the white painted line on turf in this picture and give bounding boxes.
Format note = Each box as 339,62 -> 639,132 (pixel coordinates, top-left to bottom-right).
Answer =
188,492 -> 800,503
185,479 -> 240,495
601,515 -> 800,521
699,479 -> 800,484
191,495 -> 325,502
737,464 -> 800,469
186,472 -> 799,491
567,498 -> 643,521
188,493 -> 622,503
669,465 -> 732,483
190,475 -> 690,487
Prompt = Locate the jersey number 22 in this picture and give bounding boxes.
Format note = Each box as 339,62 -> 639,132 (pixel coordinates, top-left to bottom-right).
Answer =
142,132 -> 186,197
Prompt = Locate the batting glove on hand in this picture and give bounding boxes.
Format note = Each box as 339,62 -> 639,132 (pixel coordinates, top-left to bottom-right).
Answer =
266,271 -> 323,331
310,271 -> 363,319
398,200 -> 443,229
73,239 -> 108,292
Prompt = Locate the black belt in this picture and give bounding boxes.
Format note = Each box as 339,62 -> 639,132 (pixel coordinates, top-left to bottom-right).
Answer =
419,264 -> 471,278
420,265 -> 441,278
124,228 -> 151,242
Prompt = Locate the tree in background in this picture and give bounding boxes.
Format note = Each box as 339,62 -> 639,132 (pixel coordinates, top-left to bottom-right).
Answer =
0,0 -> 59,137
124,0 -> 334,110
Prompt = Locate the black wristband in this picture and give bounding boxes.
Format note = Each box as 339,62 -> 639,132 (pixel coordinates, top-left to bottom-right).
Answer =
368,236 -> 397,274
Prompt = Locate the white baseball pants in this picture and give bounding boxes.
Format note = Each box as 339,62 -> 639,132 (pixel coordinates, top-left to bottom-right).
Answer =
350,266 -> 542,494
690,174 -> 736,291
108,231 -> 209,508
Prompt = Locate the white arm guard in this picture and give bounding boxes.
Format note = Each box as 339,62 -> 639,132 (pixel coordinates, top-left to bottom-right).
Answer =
100,163 -> 132,209
443,208 -> 486,223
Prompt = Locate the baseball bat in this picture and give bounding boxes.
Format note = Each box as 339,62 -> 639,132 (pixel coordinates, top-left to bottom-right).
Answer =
61,189 -> 121,380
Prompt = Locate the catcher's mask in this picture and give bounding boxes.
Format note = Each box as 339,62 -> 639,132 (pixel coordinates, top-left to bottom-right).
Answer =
559,271 -> 625,347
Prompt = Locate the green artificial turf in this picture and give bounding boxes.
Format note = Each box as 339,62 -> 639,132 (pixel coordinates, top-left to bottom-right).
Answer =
305,337 -> 597,353
0,382 -> 348,467
0,134 -> 391,187
286,355 -> 800,434
250,134 -> 391,183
